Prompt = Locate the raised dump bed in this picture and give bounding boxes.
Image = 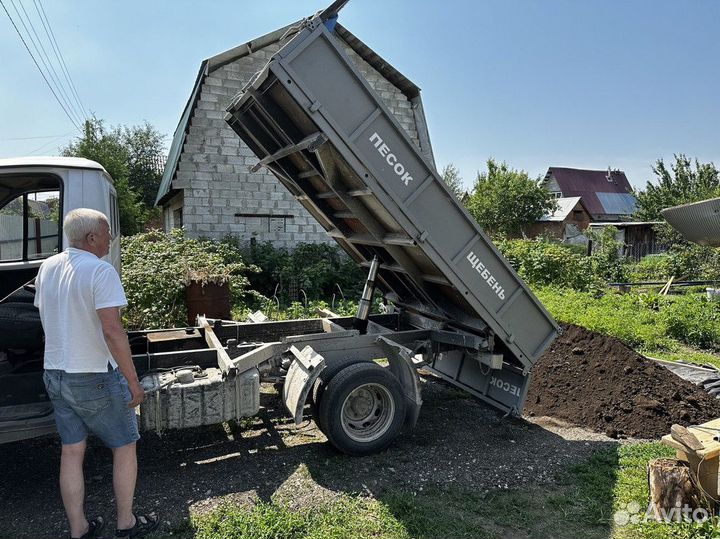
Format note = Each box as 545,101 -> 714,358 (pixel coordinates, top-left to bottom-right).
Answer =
225,12 -> 559,404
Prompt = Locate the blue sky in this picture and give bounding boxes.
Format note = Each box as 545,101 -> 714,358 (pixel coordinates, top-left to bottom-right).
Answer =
1,0 -> 718,191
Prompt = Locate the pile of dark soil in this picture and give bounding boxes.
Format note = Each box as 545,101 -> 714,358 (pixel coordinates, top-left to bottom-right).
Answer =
526,324 -> 720,439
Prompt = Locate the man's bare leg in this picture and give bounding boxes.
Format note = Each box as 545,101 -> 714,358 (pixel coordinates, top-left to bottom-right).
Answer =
60,440 -> 89,538
112,442 -> 137,530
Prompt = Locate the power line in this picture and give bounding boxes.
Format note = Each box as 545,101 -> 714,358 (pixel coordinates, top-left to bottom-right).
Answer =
0,0 -> 81,132
0,132 -> 74,141
27,133 -> 72,155
15,0 -> 84,124
33,0 -> 88,120
8,0 -> 84,127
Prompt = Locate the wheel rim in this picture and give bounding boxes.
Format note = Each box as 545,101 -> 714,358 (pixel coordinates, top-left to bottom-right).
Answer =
340,383 -> 395,442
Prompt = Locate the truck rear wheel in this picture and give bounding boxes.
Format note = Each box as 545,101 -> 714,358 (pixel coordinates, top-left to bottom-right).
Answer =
318,362 -> 406,455
310,358 -> 372,432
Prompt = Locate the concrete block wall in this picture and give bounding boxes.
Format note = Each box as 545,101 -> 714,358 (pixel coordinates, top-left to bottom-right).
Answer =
174,38 -> 424,248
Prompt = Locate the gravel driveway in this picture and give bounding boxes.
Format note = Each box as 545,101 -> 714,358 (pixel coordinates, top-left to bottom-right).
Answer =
0,372 -> 617,539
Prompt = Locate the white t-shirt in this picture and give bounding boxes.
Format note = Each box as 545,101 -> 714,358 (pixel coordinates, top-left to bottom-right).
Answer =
34,247 -> 128,373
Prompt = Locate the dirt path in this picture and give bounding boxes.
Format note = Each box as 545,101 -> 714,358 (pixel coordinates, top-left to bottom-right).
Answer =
0,374 -> 616,539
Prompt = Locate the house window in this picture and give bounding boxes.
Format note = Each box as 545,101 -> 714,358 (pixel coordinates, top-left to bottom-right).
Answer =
172,207 -> 183,229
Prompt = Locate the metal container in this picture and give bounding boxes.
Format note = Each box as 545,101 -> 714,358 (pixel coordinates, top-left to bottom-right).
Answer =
185,280 -> 231,325
224,19 -> 559,373
139,367 -> 260,433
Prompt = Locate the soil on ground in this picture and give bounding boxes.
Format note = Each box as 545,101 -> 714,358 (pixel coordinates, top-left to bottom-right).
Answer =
526,324 -> 720,439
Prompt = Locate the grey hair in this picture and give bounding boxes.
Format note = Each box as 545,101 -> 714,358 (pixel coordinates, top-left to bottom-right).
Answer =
64,208 -> 110,246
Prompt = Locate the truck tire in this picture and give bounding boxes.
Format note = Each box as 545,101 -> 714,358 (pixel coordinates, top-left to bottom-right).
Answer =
0,302 -> 43,350
318,362 -> 406,456
310,357 -> 373,432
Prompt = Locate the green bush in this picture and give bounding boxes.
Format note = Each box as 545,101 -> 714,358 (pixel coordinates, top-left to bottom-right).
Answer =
496,238 -> 595,290
121,229 -> 257,329
239,241 -> 364,304
626,254 -> 672,282
536,286 -> 720,353
586,226 -> 628,283
661,295 -> 720,349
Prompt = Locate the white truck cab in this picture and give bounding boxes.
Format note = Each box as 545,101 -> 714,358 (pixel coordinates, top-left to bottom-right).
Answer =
0,156 -> 120,299
0,157 -> 120,442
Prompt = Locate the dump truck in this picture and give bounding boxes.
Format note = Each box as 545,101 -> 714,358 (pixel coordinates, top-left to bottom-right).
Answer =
0,2 -> 559,455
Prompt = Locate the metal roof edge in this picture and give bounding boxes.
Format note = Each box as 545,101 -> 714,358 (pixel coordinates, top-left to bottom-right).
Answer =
204,21 -> 421,100
334,24 -> 420,100
155,61 -> 209,206
206,22 -> 299,72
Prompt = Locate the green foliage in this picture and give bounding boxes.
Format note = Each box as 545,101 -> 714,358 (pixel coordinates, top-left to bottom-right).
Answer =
626,246 -> 720,283
633,155 -> 720,221
496,238 -> 595,290
587,226 -> 628,283
665,243 -> 720,281
466,158 -> 557,236
239,241 -> 364,304
626,254 -> 672,282
535,286 -> 720,353
123,122 -> 166,207
661,295 -> 720,349
232,299 -> 359,322
440,162 -> 466,199
62,118 -> 166,235
120,229 -> 256,329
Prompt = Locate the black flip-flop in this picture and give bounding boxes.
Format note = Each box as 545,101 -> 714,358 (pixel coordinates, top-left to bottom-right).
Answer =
73,517 -> 105,539
114,513 -> 160,538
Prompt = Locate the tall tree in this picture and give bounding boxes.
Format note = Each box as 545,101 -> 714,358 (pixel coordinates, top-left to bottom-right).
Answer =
440,163 -> 465,200
124,122 -> 166,207
466,158 -> 556,237
634,154 -> 720,221
62,118 -> 166,235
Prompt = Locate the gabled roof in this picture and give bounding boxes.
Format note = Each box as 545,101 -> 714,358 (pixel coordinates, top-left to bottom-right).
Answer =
544,167 -> 636,217
156,20 -> 422,206
539,196 -> 585,222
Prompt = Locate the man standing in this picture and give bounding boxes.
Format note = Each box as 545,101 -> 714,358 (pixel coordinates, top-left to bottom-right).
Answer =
35,208 -> 158,538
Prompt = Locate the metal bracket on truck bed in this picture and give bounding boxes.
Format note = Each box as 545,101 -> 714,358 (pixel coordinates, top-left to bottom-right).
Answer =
283,345 -> 326,424
198,316 -> 236,377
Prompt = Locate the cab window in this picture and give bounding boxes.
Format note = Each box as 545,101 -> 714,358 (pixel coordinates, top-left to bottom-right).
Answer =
0,190 -> 60,262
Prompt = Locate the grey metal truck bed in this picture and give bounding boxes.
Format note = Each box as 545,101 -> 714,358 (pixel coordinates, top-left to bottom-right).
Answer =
225,8 -> 559,413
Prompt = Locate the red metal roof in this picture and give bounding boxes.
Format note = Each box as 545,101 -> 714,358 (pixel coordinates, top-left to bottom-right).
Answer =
545,167 -> 634,217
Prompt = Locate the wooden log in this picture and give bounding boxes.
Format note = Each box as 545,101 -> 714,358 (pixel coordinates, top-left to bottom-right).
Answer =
647,458 -> 706,521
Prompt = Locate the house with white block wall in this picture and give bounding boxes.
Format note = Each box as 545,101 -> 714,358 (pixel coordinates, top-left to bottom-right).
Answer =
155,19 -> 435,248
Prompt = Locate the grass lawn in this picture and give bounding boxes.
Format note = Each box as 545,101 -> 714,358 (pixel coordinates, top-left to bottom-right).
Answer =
535,287 -> 720,369
186,442 -> 720,539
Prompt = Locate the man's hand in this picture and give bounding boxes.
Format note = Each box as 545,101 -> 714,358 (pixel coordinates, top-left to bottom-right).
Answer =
97,306 -> 144,408
128,379 -> 145,408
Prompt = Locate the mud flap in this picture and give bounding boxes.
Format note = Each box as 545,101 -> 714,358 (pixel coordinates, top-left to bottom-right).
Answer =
282,345 -> 326,425
376,336 -> 423,429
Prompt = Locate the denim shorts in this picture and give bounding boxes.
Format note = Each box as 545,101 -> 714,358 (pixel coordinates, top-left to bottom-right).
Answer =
43,368 -> 140,448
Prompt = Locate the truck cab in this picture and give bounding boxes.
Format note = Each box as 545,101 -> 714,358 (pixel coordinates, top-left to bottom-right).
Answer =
0,157 -> 120,442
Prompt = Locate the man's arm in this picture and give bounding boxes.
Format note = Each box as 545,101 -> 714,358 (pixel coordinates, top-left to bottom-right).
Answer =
96,307 -> 144,408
